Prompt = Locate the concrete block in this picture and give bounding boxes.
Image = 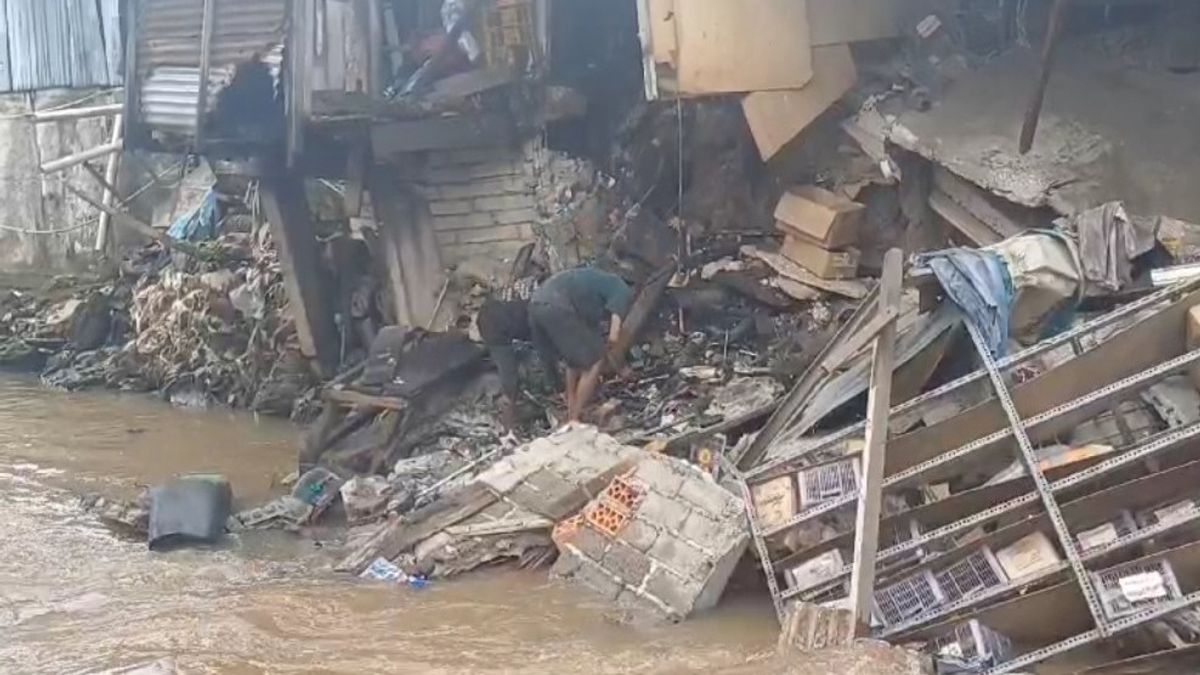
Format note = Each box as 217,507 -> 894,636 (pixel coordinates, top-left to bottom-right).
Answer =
678,476 -> 743,520
492,207 -> 540,225
649,534 -> 714,582
550,547 -> 584,576
678,510 -> 727,551
453,223 -> 532,245
644,567 -> 704,617
629,454 -> 687,497
693,536 -> 749,613
432,212 -> 498,232
638,490 -> 691,533
512,468 -> 590,520
437,176 -> 533,200
429,199 -> 474,216
560,555 -> 624,602
475,194 -> 535,212
618,516 -> 661,553
567,523 -> 612,562
602,541 -> 654,587
442,240 -> 532,265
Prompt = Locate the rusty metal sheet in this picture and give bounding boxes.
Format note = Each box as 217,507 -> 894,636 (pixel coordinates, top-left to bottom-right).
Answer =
135,0 -> 286,137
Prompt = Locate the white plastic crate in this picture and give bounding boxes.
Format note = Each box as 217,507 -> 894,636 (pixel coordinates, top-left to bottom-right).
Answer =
934,547 -> 1007,603
797,458 -> 861,510
786,549 -> 846,592
1076,511 -> 1138,552
1091,559 -> 1183,620
996,531 -> 1062,582
930,619 -> 1013,671
873,569 -> 946,626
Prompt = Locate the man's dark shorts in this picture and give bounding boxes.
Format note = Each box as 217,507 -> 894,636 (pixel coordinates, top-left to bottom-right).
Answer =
528,300 -> 605,370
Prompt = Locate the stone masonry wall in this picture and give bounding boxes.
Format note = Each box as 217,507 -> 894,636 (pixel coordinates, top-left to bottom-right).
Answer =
418,142 -> 542,268
551,453 -> 750,623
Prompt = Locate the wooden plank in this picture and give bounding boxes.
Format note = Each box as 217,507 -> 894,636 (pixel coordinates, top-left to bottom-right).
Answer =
932,167 -> 1027,238
370,173 -> 445,329
64,183 -> 204,259
647,0 -> 677,67
742,44 -> 857,160
848,248 -> 902,632
928,189 -> 1004,246
322,387 -> 409,411
743,244 -> 870,299
370,114 -> 513,158
260,173 -> 340,375
672,0 -> 813,96
808,0 -> 902,46
335,482 -> 497,573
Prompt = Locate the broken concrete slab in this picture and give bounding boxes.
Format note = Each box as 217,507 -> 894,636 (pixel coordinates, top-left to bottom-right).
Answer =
475,424 -> 642,519
337,426 -> 642,574
551,453 -> 748,623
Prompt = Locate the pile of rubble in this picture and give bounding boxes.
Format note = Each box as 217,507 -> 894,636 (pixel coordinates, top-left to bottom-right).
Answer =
0,225 -> 320,419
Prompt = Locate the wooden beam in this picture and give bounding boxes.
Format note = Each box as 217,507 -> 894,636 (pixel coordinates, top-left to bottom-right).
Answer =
928,189 -> 1004,247
194,0 -> 216,150
370,172 -> 444,329
1019,0 -> 1070,154
259,173 -> 340,375
370,113 -> 514,158
848,247 -> 902,632
32,102 -> 124,124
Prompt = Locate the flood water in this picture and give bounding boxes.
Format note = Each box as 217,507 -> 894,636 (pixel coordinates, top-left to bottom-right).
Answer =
0,375 -> 781,674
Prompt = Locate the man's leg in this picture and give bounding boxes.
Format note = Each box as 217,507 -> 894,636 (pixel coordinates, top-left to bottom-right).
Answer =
571,361 -> 604,423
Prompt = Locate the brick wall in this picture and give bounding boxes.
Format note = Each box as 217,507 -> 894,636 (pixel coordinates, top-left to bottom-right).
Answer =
551,453 -> 750,623
419,143 -> 542,267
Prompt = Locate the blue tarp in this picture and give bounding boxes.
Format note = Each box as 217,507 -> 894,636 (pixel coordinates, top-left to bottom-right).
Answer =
919,249 -> 1013,359
167,190 -> 219,241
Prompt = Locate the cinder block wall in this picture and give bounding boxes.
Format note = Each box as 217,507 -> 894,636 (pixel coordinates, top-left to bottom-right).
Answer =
418,142 -> 542,267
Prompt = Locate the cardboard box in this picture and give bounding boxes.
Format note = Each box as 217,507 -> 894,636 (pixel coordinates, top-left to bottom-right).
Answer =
781,234 -> 860,280
996,531 -> 1062,582
751,475 -> 797,531
774,186 -> 864,249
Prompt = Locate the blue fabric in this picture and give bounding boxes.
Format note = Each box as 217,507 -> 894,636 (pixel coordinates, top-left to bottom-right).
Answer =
167,190 -> 219,241
920,249 -> 1013,358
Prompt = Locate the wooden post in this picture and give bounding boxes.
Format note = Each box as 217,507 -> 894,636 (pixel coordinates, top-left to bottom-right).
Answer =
259,173 -> 340,376
369,168 -> 444,329
1019,0 -> 1070,154
848,247 -> 903,632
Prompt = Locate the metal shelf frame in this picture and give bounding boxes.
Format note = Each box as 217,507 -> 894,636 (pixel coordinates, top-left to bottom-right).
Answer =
741,279 -> 1200,669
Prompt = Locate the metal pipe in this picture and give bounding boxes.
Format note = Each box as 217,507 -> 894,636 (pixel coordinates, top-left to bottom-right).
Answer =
39,142 -> 121,174
32,103 -> 123,124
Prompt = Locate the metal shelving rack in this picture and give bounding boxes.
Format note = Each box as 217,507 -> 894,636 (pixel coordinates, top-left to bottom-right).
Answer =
739,279 -> 1200,673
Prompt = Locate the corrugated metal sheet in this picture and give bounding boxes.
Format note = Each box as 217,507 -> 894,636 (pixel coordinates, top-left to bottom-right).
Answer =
3,0 -> 122,92
137,0 -> 287,136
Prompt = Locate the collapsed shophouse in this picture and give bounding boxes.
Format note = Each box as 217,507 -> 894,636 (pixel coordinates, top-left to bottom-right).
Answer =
29,0 -> 1200,672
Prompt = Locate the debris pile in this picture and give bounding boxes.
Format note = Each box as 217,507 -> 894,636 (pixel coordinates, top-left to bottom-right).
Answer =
1,225 -> 323,418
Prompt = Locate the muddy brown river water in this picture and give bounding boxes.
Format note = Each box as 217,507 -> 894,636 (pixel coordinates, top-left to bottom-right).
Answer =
0,375 -> 782,674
